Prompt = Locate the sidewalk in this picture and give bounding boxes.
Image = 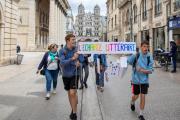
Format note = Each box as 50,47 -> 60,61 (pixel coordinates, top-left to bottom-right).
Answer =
0,52 -> 102,120
96,55 -> 180,120
0,52 -> 81,120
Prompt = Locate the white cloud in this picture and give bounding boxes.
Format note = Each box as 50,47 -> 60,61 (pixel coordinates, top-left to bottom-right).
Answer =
68,0 -> 107,16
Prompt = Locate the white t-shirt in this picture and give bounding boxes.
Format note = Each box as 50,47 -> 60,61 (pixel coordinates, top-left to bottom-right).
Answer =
47,55 -> 58,70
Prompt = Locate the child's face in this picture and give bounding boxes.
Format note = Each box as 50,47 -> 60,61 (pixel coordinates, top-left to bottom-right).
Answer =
141,44 -> 149,54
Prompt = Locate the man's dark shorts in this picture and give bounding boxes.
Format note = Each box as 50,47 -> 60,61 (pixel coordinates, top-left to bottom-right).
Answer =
62,76 -> 79,91
132,84 -> 149,95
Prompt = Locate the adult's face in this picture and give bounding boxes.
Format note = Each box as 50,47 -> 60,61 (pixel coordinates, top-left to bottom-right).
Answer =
51,46 -> 58,52
67,37 -> 76,48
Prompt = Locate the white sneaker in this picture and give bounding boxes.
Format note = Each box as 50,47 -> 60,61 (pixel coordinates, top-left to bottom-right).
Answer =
100,87 -> 104,92
52,89 -> 56,94
45,92 -> 50,100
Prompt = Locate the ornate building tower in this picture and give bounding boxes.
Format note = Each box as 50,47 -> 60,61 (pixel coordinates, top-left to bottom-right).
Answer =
94,5 -> 101,37
75,4 -> 105,41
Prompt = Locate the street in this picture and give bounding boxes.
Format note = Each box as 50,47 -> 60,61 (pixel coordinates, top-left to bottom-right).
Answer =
0,52 -> 180,120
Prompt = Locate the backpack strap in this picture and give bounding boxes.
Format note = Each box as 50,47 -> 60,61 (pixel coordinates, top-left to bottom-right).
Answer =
147,56 -> 150,66
133,52 -> 140,68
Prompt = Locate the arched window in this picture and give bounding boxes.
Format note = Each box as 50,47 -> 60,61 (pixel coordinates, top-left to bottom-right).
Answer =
133,4 -> 137,23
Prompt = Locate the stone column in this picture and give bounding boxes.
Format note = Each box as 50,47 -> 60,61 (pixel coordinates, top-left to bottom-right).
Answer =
149,28 -> 153,53
59,10 -> 63,45
49,0 -> 55,43
57,5 -> 60,46
165,26 -> 168,50
54,1 -> 58,43
27,0 -> 36,50
0,23 -> 5,62
62,14 -> 66,44
169,30 -> 173,49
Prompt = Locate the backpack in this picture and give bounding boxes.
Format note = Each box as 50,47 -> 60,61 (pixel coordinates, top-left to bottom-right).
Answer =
133,52 -> 150,73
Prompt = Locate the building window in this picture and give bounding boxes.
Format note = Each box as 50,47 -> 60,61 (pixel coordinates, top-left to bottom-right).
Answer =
107,5 -> 109,14
111,18 -> 113,29
155,0 -> 162,16
174,0 -> 180,11
142,0 -> 147,20
115,15 -> 117,26
133,5 -> 137,23
115,0 -> 117,8
126,10 -> 130,25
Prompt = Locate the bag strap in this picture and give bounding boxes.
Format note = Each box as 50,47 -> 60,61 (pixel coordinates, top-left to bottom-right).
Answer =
147,56 -> 150,66
133,52 -> 140,69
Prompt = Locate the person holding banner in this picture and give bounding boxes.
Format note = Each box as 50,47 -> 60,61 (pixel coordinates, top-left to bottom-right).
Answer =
59,34 -> 84,120
127,41 -> 154,120
94,54 -> 108,92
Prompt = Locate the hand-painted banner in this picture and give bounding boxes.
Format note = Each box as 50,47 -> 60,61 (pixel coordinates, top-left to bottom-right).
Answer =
78,42 -> 136,54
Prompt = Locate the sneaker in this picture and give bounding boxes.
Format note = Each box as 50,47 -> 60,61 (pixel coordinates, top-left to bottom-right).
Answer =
171,70 -> 176,73
131,103 -> 135,111
70,113 -> 77,120
139,115 -> 145,120
79,85 -> 83,90
45,92 -> 50,100
52,89 -> 56,94
100,87 -> 104,92
97,86 -> 100,90
69,110 -> 73,119
84,83 -> 88,88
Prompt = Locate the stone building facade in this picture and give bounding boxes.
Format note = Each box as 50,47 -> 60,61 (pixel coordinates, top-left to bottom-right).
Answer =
106,0 -> 121,42
18,0 -> 70,51
75,4 -> 106,41
0,0 -> 70,65
0,0 -> 20,65
107,0 -> 180,52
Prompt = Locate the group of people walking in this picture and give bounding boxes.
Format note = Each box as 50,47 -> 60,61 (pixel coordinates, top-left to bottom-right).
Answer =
37,34 -> 108,120
36,33 -> 177,120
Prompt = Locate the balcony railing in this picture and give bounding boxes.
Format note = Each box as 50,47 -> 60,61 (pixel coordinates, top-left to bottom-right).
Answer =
174,1 -> 180,11
155,3 -> 162,17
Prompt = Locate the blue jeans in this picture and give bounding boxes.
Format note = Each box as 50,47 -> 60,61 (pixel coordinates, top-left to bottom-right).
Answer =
45,69 -> 59,92
172,56 -> 177,71
80,64 -> 89,85
95,67 -> 104,87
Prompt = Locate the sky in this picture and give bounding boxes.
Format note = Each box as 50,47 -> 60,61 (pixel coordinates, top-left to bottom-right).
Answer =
68,0 -> 107,17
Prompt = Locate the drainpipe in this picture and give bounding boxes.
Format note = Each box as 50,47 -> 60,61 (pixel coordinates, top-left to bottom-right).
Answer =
130,0 -> 133,42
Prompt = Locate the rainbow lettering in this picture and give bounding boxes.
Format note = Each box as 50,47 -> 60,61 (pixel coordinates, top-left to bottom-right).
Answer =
78,42 -> 136,54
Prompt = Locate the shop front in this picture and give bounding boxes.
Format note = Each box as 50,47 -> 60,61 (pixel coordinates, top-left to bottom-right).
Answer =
153,27 -> 165,50
168,16 -> 180,62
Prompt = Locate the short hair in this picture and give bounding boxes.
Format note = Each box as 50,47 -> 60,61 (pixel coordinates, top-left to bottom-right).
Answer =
65,34 -> 75,42
48,43 -> 58,50
141,41 -> 149,47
